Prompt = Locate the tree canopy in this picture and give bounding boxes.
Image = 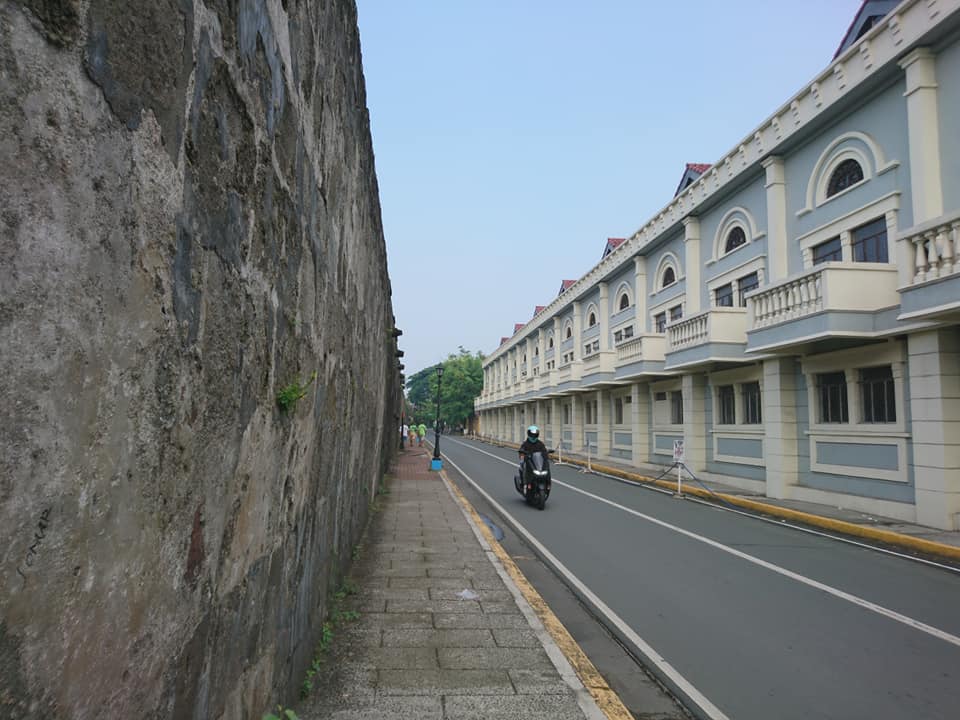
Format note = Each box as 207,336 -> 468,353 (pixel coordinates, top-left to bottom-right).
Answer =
406,347 -> 484,428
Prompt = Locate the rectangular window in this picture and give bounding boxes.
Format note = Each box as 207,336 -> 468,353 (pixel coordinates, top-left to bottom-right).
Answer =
670,391 -> 684,425
654,391 -> 667,401
718,385 -> 735,424
615,398 -> 624,424
742,381 -> 762,424
813,236 -> 842,265
584,343 -> 593,356
623,325 -> 634,339
545,407 -> 551,425
852,218 -> 888,263
614,330 -> 622,343
715,284 -> 734,308
584,402 -> 592,425
738,272 -> 759,307
670,305 -> 683,322
592,340 -> 599,353
860,365 -> 896,422
563,405 -> 570,424
817,371 -> 849,423
655,312 -> 667,333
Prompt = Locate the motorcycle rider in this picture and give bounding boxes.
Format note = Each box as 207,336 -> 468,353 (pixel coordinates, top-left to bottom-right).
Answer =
517,425 -> 549,485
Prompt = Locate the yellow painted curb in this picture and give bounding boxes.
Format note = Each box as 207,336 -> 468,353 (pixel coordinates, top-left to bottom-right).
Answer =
443,472 -> 635,720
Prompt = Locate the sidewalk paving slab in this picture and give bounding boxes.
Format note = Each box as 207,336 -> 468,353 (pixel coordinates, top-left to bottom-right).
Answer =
295,446 -> 609,720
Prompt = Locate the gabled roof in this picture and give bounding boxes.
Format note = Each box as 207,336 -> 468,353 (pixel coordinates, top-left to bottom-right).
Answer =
514,323 -> 525,334
534,305 -> 546,316
674,163 -> 712,197
559,279 -> 576,296
834,0 -> 898,59
602,237 -> 626,259
500,336 -> 509,345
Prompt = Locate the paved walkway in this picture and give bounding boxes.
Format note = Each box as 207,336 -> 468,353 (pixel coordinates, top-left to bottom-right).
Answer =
296,445 -> 613,720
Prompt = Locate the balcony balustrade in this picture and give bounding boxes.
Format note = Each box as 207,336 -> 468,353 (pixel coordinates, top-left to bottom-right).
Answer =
667,308 -> 747,351
900,212 -> 960,286
614,334 -> 666,365
748,263 -> 898,330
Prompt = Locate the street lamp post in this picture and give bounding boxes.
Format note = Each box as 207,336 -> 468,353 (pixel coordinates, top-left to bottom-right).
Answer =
432,365 -> 444,466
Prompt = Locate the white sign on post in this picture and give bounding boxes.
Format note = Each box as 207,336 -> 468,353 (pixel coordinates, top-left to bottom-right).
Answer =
673,439 -> 685,462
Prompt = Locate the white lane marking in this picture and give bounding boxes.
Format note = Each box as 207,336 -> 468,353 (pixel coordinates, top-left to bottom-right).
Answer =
438,450 -> 732,720
445,439 -> 960,650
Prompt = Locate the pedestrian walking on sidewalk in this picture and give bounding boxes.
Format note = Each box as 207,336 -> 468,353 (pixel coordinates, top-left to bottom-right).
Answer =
417,422 -> 426,446
408,423 -> 417,447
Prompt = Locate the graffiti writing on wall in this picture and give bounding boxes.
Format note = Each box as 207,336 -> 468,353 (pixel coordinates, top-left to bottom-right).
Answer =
16,507 -> 51,581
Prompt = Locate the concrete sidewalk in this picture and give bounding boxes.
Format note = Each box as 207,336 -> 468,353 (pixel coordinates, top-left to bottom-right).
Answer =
296,445 -> 621,720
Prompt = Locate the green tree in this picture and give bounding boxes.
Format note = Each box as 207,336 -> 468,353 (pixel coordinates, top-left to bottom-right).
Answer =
406,348 -> 484,428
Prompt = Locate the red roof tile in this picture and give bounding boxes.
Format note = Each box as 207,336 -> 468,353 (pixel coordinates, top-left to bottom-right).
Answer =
534,305 -> 546,316
500,336 -> 509,345
686,163 -> 711,174
514,323 -> 525,334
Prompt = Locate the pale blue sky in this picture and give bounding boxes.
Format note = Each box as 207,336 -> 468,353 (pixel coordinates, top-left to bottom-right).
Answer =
355,1 -> 864,378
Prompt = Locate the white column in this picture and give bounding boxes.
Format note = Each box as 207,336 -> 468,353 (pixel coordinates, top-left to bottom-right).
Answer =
682,374 -> 707,472
634,256 -> 648,329
598,282 -> 610,352
550,397 -> 560,450
597,389 -> 611,458
763,156 -> 788,281
909,329 -> 960,530
899,48 -> 943,224
572,301 -> 582,359
683,217 -> 702,313
630,382 -> 650,465
763,357 -> 801,498
572,394 -> 584,453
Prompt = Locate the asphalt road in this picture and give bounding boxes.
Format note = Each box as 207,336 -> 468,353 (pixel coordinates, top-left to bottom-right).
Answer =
436,436 -> 960,720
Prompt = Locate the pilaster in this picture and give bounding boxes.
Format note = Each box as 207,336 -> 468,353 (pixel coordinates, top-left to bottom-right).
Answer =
598,282 -> 610,352
682,374 -> 707,472
631,382 -> 650,463
763,156 -> 788,281
634,256 -> 648,327
908,329 -> 960,530
899,48 -> 943,224
597,389 -> 611,457
682,217 -> 702,313
762,357 -> 801,498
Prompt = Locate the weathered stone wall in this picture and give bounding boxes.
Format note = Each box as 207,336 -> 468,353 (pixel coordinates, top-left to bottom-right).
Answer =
0,1 -> 399,717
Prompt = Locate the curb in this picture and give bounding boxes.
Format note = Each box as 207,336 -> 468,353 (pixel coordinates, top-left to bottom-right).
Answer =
484,439 -> 960,564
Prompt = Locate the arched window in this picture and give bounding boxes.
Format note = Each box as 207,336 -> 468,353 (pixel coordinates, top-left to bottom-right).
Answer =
549,336 -> 554,348
725,227 -> 746,254
619,293 -> 630,311
534,346 -> 539,356
565,326 -> 572,339
827,159 -> 864,197
662,267 -> 676,288
588,312 -> 597,327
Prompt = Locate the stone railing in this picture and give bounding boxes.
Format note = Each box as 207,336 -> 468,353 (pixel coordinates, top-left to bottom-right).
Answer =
581,354 -> 601,375
667,308 -> 747,351
899,211 -> 960,286
556,362 -> 572,384
748,263 -> 899,329
614,334 -> 666,365
616,336 -> 644,363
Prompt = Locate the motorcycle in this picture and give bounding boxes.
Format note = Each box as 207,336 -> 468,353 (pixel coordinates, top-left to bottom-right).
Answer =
514,450 -> 553,510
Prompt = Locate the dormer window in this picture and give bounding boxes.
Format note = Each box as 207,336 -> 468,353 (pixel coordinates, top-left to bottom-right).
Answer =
661,267 -> 676,288
725,227 -> 746,254
827,159 -> 864,197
